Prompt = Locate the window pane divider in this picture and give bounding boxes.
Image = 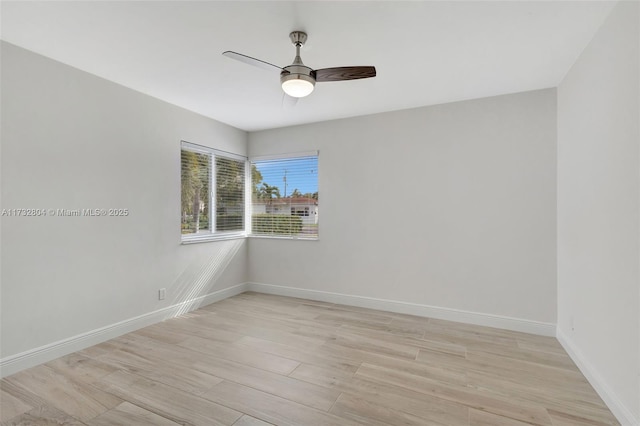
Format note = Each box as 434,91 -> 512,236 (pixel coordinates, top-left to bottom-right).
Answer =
182,232 -> 247,244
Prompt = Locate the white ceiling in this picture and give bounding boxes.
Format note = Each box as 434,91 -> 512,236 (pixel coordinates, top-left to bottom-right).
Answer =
1,1 -> 615,132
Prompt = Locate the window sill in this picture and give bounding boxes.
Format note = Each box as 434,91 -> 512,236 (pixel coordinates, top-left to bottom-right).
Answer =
181,232 -> 247,245
248,235 -> 318,241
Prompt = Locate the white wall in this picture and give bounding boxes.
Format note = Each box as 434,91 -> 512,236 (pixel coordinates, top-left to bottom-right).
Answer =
557,2 -> 640,424
249,89 -> 557,327
0,42 -> 248,371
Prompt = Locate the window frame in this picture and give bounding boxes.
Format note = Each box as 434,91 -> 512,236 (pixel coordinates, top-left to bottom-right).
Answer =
180,141 -> 250,244
249,150 -> 319,241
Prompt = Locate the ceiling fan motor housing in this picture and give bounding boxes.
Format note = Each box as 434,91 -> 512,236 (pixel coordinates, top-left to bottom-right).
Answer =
280,65 -> 315,97
281,65 -> 316,86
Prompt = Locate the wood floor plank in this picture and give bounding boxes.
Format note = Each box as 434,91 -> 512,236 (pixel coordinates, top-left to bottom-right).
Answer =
355,362 -> 553,425
90,346 -> 224,395
45,353 -> 118,385
2,405 -> 86,425
202,380 -> 361,426
134,323 -> 194,345
356,348 -> 467,386
0,388 -> 33,422
180,311 -> 327,349
197,309 -> 307,334
177,335 -> 301,375
467,345 -> 579,371
323,303 -> 398,321
416,347 -> 474,375
4,364 -> 122,422
320,339 -> 434,373
240,292 -> 334,310
339,322 -> 466,355
207,296 -> 319,322
290,323 -> 341,341
77,340 -> 123,359
330,392 -> 427,426
466,369 -> 608,408
289,362 -> 356,385
191,355 -> 341,411
95,369 -> 242,426
427,318 -> 527,340
205,299 -> 341,341
516,337 -> 567,356
1,378 -> 48,413
232,414 -> 274,426
146,317 -> 245,344
235,335 -> 361,375
333,328 -> 420,359
547,408 -> 619,426
462,349 -> 587,382
289,363 -> 470,425
313,312 -> 394,330
422,321 -> 548,360
313,302 -> 395,322
469,408 -> 534,426
87,401 -> 181,426
0,292 -> 620,426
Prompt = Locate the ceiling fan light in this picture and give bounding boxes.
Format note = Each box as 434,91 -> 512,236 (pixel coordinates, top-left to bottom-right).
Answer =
281,74 -> 315,98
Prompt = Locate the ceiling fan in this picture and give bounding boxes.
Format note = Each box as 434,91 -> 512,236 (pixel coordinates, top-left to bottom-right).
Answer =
222,31 -> 376,99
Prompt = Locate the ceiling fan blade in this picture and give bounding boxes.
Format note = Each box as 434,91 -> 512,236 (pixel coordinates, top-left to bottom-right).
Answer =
222,51 -> 284,72
313,66 -> 376,82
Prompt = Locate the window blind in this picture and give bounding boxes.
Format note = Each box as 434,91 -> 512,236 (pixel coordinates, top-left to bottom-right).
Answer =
250,153 -> 318,239
214,156 -> 245,232
181,142 -> 246,241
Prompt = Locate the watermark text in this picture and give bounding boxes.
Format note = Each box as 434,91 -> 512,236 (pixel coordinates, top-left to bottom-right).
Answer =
1,208 -> 129,217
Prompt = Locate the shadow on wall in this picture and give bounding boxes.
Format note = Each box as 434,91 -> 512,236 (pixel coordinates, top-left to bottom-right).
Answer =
168,239 -> 245,318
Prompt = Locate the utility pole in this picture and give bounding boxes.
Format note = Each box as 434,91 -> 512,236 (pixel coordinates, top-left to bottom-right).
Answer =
283,169 -> 287,198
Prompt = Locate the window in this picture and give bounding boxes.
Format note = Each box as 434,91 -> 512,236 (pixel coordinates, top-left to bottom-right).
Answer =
251,152 -> 318,239
181,141 -> 247,242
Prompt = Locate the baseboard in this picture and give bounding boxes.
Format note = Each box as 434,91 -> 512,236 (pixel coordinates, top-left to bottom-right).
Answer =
0,283 -> 248,378
246,282 -> 556,337
556,328 -> 639,426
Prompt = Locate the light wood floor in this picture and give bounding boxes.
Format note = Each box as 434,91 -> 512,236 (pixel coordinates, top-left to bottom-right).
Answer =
1,292 -> 619,426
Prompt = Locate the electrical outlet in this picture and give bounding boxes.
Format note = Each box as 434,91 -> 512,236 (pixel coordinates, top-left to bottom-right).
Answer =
158,288 -> 166,300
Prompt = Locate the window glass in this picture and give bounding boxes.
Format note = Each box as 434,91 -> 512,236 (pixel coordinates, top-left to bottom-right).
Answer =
251,154 -> 318,239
